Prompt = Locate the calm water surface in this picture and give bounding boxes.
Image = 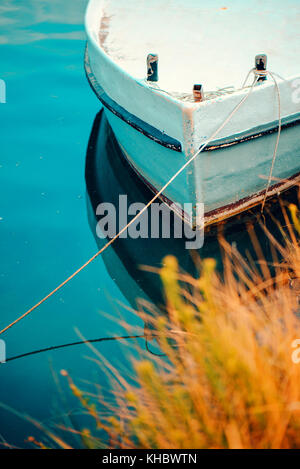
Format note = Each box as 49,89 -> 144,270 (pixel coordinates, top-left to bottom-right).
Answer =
0,0 -> 134,446
0,0 -> 296,448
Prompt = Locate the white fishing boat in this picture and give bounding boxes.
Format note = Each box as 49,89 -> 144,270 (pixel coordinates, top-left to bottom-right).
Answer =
85,0 -> 300,228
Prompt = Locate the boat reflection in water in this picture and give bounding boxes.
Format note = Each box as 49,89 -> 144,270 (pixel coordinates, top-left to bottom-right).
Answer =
85,110 -> 299,330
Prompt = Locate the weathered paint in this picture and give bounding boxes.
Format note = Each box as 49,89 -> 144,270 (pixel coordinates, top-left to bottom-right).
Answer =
182,104 -> 203,228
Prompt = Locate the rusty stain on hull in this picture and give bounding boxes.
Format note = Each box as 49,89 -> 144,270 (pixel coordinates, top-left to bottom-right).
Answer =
204,172 -> 300,226
98,11 -> 111,53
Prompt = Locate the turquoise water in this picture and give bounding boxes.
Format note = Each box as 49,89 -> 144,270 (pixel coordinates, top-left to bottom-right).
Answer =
0,0 -> 297,448
0,0 -> 140,447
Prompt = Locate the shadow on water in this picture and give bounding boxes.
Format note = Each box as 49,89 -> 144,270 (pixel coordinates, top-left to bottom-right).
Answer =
85,109 -> 299,314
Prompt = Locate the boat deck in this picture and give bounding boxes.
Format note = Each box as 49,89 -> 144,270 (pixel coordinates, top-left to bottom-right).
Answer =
98,0 -> 300,97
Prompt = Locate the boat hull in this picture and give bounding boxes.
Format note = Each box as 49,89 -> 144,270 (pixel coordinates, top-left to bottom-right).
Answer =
84,0 -> 300,228
85,46 -> 300,227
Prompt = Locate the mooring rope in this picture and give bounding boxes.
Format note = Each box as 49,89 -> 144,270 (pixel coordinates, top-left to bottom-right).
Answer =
1,70 -> 280,337
261,71 -> 282,211
243,68 -> 283,212
3,334 -> 145,364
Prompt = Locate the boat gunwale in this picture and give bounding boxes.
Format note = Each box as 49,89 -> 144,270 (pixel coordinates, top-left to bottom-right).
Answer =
85,0 -> 300,112
204,112 -> 300,151
84,45 -> 183,152
84,0 -> 185,110
85,45 -> 300,155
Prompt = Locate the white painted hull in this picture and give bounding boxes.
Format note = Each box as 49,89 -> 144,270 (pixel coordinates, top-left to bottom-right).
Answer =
85,0 -> 300,227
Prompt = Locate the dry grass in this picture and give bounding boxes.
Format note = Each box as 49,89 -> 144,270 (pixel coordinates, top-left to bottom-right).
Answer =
33,203 -> 300,449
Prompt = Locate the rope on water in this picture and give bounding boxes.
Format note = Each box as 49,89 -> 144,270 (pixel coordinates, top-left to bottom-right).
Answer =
3,335 -> 145,364
0,72 -> 266,336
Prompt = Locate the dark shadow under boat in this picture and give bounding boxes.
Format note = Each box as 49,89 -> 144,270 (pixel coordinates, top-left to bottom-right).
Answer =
85,109 -> 299,315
